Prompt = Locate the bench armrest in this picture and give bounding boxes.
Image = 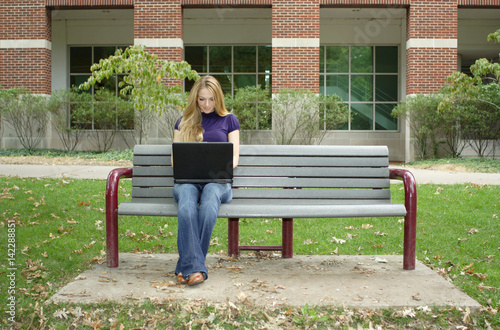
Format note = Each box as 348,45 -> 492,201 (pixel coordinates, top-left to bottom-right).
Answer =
389,168 -> 417,270
106,167 -> 133,268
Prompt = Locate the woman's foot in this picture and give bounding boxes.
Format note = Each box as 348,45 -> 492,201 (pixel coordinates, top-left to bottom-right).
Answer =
177,273 -> 188,284
188,272 -> 205,286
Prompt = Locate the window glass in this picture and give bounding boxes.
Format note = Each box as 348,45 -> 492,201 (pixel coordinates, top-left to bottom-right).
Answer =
375,103 -> 398,130
70,75 -> 91,91
375,75 -> 398,102
258,74 -> 272,94
326,46 -> 349,73
258,46 -> 272,73
351,46 -> 373,73
325,75 -> 349,101
320,46 -> 325,73
376,46 -> 398,73
209,46 -> 231,73
212,74 -> 232,95
70,47 -> 92,73
94,47 -> 116,62
351,75 -> 373,102
235,75 -> 257,90
351,103 -> 373,130
185,46 -> 207,72
234,46 -> 256,73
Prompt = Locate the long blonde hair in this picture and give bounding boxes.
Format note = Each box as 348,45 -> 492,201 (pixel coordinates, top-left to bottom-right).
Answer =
178,76 -> 229,142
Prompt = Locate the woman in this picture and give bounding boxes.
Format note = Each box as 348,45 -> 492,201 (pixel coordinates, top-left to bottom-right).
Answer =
172,76 -> 240,286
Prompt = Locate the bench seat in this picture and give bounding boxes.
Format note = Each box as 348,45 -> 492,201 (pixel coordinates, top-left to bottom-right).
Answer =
119,201 -> 407,219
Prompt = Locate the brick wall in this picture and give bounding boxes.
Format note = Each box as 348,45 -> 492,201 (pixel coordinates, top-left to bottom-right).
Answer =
0,0 -> 51,94
272,0 -> 320,93
134,0 -> 184,86
405,0 -> 458,95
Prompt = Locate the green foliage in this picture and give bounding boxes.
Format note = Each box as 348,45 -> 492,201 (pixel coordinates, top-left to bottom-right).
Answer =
392,94 -> 445,159
321,94 -> 350,130
225,85 -> 272,131
224,85 -> 272,143
79,45 -> 199,115
487,28 -> 500,44
0,88 -> 50,151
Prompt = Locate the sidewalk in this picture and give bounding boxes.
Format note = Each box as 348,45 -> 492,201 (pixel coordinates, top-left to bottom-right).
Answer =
1,163 -> 499,185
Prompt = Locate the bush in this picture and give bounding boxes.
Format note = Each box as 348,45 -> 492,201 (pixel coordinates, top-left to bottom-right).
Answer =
48,89 -> 94,152
272,89 -> 349,145
0,88 -> 50,151
392,94 -> 446,160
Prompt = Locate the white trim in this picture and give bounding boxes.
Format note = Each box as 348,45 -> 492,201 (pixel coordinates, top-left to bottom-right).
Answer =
0,39 -> 52,50
134,38 -> 184,48
406,38 -> 457,49
272,38 -> 320,48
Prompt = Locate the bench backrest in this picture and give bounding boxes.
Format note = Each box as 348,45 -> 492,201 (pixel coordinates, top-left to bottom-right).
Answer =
131,144 -> 392,205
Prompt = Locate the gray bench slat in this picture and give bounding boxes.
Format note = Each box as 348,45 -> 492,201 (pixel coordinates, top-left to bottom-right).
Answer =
128,198 -> 393,206
134,156 -> 171,166
133,144 -> 389,157
131,187 -> 391,200
119,201 -> 406,218
134,156 -> 388,168
132,177 -> 390,189
131,166 -> 389,179
238,156 -> 389,167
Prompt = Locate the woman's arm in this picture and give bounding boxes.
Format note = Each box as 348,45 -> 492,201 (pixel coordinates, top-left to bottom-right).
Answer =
228,130 -> 240,168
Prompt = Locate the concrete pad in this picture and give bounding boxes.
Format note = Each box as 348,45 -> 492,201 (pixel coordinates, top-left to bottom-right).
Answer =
49,253 -> 480,309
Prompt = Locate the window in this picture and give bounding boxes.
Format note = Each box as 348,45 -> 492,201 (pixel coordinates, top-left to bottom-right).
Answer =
320,46 -> 399,131
184,45 -> 272,130
69,46 -> 133,130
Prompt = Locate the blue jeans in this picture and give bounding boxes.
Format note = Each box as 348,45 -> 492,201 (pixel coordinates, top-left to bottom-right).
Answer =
173,182 -> 232,280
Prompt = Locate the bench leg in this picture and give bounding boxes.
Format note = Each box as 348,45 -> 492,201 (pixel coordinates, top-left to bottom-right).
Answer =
403,197 -> 417,270
282,218 -> 293,258
105,167 -> 132,268
228,218 -> 240,257
390,168 -> 417,270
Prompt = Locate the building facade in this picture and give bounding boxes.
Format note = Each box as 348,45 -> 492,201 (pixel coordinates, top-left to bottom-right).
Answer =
1,0 -> 499,160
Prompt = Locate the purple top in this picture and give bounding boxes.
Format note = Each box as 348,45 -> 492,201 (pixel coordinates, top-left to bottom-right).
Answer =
175,112 -> 240,142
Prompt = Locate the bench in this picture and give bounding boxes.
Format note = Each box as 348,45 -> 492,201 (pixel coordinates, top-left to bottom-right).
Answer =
106,145 -> 417,270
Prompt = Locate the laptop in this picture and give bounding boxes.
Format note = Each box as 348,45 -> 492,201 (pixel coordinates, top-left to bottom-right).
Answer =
172,142 -> 234,184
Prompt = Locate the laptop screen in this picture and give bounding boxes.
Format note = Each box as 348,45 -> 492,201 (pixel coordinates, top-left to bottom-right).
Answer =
172,142 -> 233,184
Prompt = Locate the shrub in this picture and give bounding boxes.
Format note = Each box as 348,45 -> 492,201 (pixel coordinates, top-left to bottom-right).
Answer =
0,88 -> 50,151
272,89 -> 349,145
392,94 -> 445,160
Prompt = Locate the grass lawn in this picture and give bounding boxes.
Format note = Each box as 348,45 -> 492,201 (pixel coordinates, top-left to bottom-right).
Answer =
0,155 -> 499,328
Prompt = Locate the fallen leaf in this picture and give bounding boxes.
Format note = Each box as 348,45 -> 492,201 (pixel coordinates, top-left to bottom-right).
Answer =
362,223 -> 373,229
331,237 -> 346,244
468,228 -> 479,235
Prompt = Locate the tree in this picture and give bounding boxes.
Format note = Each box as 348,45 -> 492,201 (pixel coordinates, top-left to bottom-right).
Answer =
80,45 -> 199,113
79,45 -> 199,144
